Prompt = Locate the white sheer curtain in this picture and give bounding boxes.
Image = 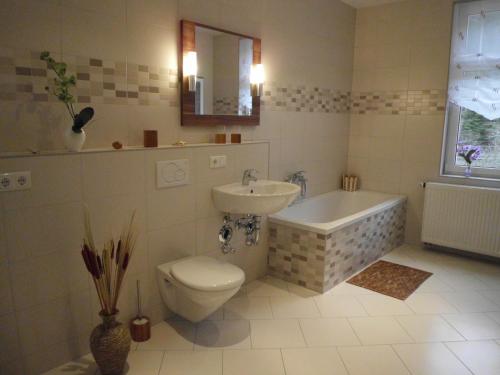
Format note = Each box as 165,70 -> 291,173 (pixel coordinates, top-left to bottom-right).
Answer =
448,0 -> 500,120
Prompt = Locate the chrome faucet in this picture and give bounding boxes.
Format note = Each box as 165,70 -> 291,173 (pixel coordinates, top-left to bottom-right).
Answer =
242,169 -> 258,185
286,171 -> 307,202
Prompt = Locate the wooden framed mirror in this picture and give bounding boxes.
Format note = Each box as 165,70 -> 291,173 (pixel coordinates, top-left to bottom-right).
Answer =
180,20 -> 261,126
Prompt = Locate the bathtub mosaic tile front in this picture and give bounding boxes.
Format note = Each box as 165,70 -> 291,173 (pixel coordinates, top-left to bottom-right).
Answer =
268,201 -> 407,293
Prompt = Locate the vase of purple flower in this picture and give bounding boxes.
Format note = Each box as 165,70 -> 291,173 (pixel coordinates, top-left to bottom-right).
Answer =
457,144 -> 481,178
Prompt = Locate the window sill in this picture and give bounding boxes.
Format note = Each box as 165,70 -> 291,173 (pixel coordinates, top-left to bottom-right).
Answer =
439,173 -> 500,188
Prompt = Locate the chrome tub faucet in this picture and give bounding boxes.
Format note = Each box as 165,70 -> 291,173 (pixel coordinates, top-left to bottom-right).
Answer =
286,170 -> 307,202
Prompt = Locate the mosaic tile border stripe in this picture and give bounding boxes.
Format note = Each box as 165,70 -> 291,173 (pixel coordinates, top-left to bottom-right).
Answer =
268,201 -> 407,293
0,48 -> 179,106
213,96 -> 239,115
351,90 -> 446,115
0,49 -> 447,114
262,82 -> 351,114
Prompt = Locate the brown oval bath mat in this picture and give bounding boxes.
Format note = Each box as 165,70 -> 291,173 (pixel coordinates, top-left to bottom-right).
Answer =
346,260 -> 432,300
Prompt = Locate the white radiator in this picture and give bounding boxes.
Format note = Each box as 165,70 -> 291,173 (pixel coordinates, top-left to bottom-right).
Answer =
422,182 -> 500,258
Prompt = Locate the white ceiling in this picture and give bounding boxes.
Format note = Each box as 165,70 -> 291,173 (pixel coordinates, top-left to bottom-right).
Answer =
341,0 -> 405,8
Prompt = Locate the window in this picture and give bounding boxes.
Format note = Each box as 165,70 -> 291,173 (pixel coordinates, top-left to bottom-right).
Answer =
442,0 -> 500,179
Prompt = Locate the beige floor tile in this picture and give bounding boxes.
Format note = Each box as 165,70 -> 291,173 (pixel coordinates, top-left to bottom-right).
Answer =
314,294 -> 368,317
446,341 -> 500,375
475,272 -> 500,290
440,291 -> 500,313
287,283 -> 321,298
159,350 -> 222,375
250,319 -> 306,348
282,348 -> 348,375
223,349 -> 285,375
438,271 -> 489,291
381,251 -> 418,267
349,317 -> 413,345
480,290 -> 500,305
325,282 -> 375,296
356,294 -> 414,316
224,296 -> 273,320
136,321 -> 195,350
270,295 -> 320,318
405,293 -> 458,314
488,311 -> 500,324
126,350 -> 165,375
442,313 -> 500,340
393,343 -> 471,375
195,320 -> 251,350
414,275 -> 454,293
299,318 -> 360,347
396,315 -> 464,342
41,244 -> 500,375
246,277 -> 290,297
338,345 -> 410,375
41,354 -> 96,375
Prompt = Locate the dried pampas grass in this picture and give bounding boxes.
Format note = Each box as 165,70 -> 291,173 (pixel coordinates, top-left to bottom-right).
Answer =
81,207 -> 137,315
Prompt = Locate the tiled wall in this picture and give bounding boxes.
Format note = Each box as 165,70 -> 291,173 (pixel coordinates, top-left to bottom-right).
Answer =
0,0 -> 355,198
213,96 -> 239,115
0,142 -> 269,374
268,201 -> 406,292
347,0 -> 453,244
263,83 -> 350,114
1,49 -> 179,106
0,0 -> 356,373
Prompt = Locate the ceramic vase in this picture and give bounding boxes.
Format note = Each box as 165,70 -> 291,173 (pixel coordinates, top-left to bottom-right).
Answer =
464,164 -> 472,178
64,127 -> 86,152
90,311 -> 131,375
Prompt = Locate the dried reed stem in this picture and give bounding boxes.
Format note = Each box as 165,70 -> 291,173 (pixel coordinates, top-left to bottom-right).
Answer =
81,206 -> 137,315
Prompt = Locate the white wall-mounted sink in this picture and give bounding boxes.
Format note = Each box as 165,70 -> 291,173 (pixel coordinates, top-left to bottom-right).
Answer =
212,180 -> 300,215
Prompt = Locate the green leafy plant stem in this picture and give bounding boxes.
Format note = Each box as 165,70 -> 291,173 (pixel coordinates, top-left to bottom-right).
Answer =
40,51 -> 77,121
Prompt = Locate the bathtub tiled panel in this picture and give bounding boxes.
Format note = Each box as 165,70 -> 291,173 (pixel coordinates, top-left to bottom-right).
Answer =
268,226 -> 326,291
268,201 -> 407,293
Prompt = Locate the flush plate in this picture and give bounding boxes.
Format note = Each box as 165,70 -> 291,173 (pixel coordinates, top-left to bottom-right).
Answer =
156,159 -> 190,188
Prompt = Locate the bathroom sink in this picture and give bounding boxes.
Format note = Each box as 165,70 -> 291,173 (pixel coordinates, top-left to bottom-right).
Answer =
212,180 -> 300,215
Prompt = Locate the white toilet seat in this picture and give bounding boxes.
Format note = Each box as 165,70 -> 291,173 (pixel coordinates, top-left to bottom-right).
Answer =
170,256 -> 245,291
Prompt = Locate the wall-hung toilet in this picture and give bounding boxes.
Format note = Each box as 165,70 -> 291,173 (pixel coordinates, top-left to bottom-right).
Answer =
156,256 -> 245,322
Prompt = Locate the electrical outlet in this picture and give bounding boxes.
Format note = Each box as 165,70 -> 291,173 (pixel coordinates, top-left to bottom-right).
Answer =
210,155 -> 227,169
0,171 -> 31,191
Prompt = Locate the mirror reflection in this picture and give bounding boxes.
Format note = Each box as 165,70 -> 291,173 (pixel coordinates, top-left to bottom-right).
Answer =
195,26 -> 253,116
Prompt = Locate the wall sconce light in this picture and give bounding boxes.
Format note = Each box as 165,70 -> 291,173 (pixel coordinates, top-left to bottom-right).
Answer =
250,64 -> 265,97
183,51 -> 197,92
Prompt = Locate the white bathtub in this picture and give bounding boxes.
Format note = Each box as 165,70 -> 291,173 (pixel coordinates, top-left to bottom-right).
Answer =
269,189 -> 406,235
268,189 -> 407,292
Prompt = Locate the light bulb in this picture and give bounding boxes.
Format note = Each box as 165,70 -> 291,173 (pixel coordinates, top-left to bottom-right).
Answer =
183,51 -> 197,77
250,64 -> 265,84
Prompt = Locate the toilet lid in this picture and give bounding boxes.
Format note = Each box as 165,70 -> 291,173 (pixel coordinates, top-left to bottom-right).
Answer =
171,256 -> 245,291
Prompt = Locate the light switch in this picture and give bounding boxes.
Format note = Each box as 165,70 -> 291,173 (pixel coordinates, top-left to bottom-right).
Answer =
210,155 -> 227,169
156,159 -> 189,188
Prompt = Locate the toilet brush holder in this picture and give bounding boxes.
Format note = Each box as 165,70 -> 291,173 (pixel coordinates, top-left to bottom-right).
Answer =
130,280 -> 151,342
130,316 -> 150,342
